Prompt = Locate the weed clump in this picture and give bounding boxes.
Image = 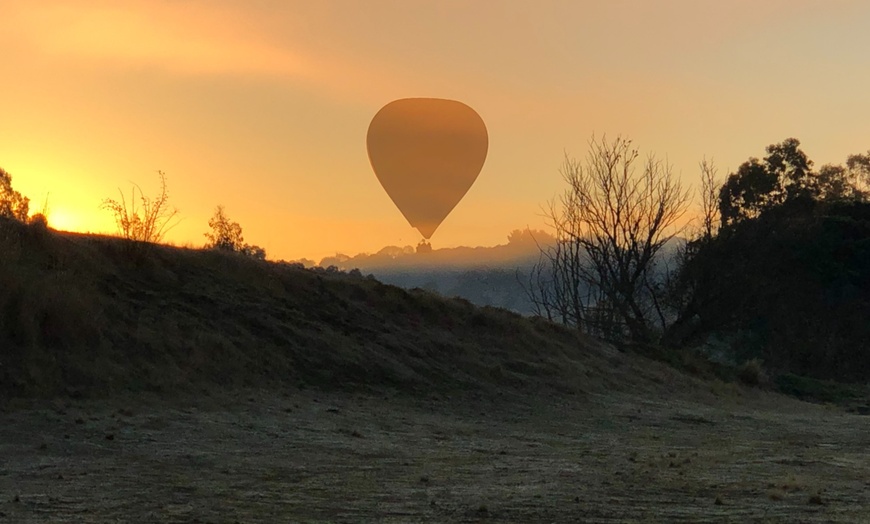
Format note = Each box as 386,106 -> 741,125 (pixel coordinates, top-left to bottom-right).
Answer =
737,358 -> 767,386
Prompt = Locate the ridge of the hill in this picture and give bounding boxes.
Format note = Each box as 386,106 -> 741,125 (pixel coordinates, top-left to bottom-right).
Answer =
0,219 -> 704,400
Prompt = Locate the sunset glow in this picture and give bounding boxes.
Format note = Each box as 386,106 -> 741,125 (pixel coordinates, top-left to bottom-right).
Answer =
2,0 -> 869,261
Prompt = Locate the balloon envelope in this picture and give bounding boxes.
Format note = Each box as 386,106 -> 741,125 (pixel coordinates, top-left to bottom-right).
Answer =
366,98 -> 488,239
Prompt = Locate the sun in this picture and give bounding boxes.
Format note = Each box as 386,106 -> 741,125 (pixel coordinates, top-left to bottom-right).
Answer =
44,208 -> 84,233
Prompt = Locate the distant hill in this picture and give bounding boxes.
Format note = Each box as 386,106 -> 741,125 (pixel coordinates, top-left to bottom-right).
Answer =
317,228 -> 553,272
0,219 -> 689,399
308,229 -> 553,314
310,230 -> 685,316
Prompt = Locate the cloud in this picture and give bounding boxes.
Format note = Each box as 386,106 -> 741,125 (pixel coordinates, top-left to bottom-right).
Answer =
2,0 -> 449,109
5,1 -> 313,78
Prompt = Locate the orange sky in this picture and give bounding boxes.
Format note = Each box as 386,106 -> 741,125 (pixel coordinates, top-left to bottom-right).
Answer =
2,0 -> 869,261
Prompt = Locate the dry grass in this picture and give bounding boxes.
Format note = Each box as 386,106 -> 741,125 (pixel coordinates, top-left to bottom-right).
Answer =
3,219 -> 870,522
0,218 -> 693,400
1,387 -> 868,523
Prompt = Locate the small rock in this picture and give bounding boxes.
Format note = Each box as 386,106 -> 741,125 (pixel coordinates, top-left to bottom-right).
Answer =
808,494 -> 824,505
714,496 -> 723,505
105,434 -> 114,441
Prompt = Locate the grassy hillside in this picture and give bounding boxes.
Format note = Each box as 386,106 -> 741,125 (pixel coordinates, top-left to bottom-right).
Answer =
0,218 -> 699,399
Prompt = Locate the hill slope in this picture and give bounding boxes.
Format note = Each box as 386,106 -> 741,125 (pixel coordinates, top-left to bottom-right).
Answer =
0,218 -> 699,399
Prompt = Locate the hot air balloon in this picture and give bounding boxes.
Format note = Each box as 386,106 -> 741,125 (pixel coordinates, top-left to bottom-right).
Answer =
366,98 -> 488,240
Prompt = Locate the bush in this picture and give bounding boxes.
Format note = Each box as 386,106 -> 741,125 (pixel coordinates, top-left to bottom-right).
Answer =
736,358 -> 767,386
204,205 -> 266,260
28,213 -> 48,229
101,171 -> 180,245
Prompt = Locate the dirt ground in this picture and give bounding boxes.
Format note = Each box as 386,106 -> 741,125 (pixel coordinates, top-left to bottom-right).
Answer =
1,385 -> 868,523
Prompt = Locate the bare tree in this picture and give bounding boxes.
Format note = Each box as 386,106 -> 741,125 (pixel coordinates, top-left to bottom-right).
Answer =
527,135 -> 691,344
657,158 -> 721,347
698,158 -> 720,240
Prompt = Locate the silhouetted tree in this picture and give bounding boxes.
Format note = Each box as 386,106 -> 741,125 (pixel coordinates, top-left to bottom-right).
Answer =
765,137 -> 814,199
507,228 -> 553,246
698,158 -> 721,241
718,138 -> 866,227
670,140 -> 870,381
718,158 -> 780,226
660,159 -> 722,348
814,163 -> 866,201
416,240 -> 432,253
205,205 -> 244,252
0,167 -> 29,222
847,151 -> 870,184
528,135 -> 690,344
204,205 -> 266,260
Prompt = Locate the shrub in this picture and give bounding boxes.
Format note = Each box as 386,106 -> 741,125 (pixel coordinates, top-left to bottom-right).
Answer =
737,358 -> 767,386
28,213 -> 48,230
204,205 -> 266,260
101,170 -> 180,245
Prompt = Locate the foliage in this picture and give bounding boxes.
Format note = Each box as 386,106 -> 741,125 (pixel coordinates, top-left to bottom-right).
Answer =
670,139 -> 870,381
204,205 -> 266,260
0,167 -> 30,222
101,171 -> 180,245
204,205 -> 244,252
718,138 -> 865,227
